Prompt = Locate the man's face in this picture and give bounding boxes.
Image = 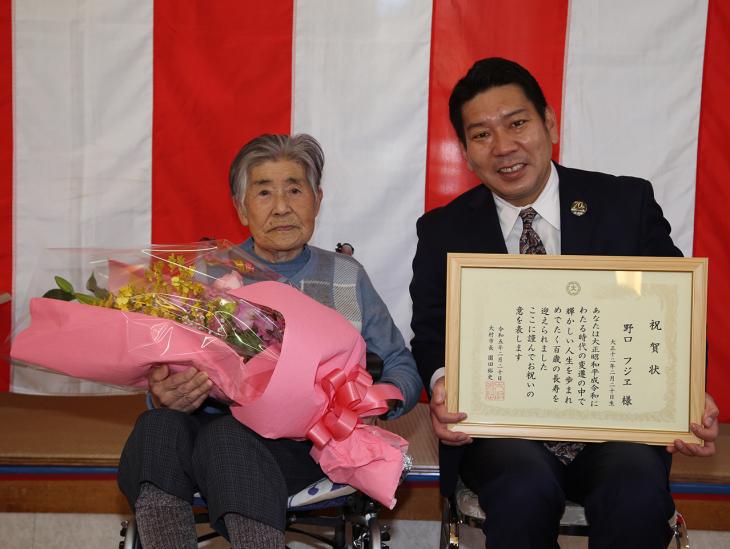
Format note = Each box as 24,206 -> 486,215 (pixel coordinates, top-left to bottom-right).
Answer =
460,84 -> 558,206
236,159 -> 322,262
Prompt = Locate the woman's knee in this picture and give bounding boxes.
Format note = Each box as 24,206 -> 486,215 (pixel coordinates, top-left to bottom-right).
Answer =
118,408 -> 200,505
193,415 -> 255,453
192,415 -> 283,482
133,408 -> 194,434
124,408 -> 198,456
191,416 -> 288,528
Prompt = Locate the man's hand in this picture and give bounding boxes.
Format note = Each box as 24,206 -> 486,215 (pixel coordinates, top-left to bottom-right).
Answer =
148,364 -> 213,413
430,376 -> 472,446
667,392 -> 719,457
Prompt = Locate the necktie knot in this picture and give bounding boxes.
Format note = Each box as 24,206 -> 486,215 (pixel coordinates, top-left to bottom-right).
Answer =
519,207 -> 538,228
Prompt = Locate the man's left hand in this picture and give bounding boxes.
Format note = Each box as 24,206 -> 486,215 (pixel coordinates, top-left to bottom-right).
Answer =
667,392 -> 719,457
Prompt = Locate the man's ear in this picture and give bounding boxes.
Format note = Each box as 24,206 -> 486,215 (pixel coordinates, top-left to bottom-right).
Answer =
460,144 -> 474,172
545,106 -> 559,145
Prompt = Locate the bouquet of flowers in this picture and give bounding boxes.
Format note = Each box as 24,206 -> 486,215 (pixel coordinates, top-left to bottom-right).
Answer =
10,241 -> 408,507
12,241 -> 285,403
48,251 -> 284,360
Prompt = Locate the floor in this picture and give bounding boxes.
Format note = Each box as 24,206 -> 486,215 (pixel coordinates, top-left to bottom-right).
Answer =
1,512 -> 728,548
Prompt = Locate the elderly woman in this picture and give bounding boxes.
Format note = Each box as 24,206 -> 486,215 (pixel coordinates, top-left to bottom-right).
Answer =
117,134 -> 421,549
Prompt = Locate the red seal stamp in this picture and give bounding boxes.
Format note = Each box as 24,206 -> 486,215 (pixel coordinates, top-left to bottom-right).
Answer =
485,380 -> 505,401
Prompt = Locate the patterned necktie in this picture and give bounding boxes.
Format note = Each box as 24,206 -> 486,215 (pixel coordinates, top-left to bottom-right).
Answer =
518,207 -> 585,464
518,207 -> 546,255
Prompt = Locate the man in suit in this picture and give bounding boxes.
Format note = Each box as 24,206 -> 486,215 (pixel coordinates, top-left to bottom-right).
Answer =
409,57 -> 719,549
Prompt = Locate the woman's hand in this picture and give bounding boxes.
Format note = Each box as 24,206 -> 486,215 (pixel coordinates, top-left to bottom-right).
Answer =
148,364 -> 213,413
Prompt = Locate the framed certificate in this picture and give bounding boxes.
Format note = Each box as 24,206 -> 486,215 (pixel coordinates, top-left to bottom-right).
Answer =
445,254 -> 707,446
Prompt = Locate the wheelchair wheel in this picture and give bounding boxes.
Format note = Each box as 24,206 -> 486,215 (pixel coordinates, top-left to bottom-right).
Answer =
350,515 -> 388,549
119,517 -> 142,549
440,496 -> 459,548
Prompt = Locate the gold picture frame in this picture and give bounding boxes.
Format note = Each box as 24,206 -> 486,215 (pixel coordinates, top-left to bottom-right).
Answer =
445,254 -> 707,446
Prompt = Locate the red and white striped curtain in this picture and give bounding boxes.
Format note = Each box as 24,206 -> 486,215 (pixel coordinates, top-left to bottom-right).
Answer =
1,1 -> 728,419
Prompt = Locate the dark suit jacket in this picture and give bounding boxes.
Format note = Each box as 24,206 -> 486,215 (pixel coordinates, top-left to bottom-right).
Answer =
409,163 -> 682,495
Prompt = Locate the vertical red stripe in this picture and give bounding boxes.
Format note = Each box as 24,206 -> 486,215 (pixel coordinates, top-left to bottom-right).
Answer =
694,1 -> 730,421
425,0 -> 569,211
0,0 -> 12,391
152,1 -> 294,244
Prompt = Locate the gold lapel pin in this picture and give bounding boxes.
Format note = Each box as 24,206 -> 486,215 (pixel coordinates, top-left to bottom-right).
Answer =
570,200 -> 587,216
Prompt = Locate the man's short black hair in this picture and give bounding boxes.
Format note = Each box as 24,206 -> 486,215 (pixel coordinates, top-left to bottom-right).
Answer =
449,57 -> 548,146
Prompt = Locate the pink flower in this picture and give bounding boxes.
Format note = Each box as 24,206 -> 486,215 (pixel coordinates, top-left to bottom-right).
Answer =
212,270 -> 244,293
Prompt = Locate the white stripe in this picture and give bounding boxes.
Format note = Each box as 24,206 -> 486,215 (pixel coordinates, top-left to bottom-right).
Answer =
292,0 -> 432,344
560,0 -> 708,256
12,0 -> 153,393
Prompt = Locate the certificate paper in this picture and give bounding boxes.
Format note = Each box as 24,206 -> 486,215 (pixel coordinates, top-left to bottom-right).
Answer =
445,254 -> 707,445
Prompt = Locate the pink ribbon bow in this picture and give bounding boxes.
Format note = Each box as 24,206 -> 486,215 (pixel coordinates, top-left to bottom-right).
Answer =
307,365 -> 402,449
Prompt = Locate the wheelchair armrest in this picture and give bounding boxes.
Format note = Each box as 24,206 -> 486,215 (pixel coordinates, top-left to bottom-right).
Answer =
365,352 -> 384,382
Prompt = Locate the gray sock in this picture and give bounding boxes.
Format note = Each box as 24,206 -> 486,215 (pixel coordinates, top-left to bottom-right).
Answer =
135,482 -> 197,549
224,512 -> 285,549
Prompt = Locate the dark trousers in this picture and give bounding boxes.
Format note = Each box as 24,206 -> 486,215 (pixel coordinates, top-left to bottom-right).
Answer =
460,438 -> 674,549
117,408 -> 324,532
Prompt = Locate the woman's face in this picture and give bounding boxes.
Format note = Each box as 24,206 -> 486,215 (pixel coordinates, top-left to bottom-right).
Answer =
236,159 -> 322,263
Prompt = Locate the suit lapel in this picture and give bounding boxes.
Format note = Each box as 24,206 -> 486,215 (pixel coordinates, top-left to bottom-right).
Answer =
464,185 -> 508,253
557,164 -> 596,255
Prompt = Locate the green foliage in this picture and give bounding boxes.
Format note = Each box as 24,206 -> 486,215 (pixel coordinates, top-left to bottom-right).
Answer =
44,276 -> 97,305
42,288 -> 75,301
74,293 -> 97,305
54,276 -> 74,294
86,273 -> 109,300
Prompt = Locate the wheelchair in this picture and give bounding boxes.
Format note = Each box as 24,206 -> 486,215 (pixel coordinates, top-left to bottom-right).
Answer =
120,476 -> 389,548
439,478 -> 691,548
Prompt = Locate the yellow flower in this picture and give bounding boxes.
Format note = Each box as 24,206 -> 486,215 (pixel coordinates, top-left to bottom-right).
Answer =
233,259 -> 255,273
